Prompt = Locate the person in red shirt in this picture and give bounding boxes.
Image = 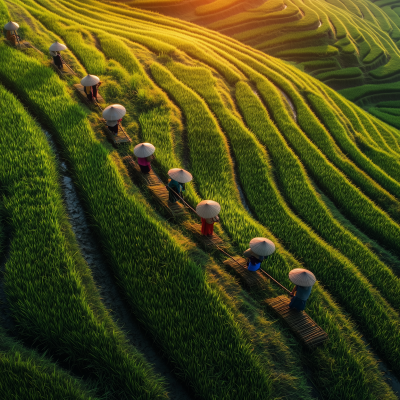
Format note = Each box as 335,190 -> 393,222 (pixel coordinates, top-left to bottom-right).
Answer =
196,200 -> 221,237
201,216 -> 219,237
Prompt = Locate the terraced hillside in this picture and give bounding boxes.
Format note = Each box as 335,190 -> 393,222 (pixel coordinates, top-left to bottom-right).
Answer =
118,0 -> 400,126
1,0 -> 400,398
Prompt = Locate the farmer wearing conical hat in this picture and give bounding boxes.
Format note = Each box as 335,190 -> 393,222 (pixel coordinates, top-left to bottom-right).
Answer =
196,200 -> 220,237
167,168 -> 192,203
4,21 -> 20,46
134,143 -> 156,174
81,75 -> 100,102
92,80 -> 102,101
288,268 -> 316,311
102,104 -> 126,136
243,237 -> 275,272
49,41 -> 67,70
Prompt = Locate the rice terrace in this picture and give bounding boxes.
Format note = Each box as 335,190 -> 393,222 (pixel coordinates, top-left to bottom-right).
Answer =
1,0 -> 400,395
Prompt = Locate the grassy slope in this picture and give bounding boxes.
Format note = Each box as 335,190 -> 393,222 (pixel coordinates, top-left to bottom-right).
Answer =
0,41 -> 275,399
156,61 -> 400,376
2,0 -> 400,397
0,79 -> 168,400
148,62 -> 397,398
0,328 -> 100,400
115,0 -> 400,127
0,4 -> 98,397
77,23 -> 400,395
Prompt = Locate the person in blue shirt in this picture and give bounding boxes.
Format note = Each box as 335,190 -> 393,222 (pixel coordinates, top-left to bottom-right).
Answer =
243,237 -> 275,272
243,248 -> 266,271
288,268 -> 316,311
167,179 -> 185,203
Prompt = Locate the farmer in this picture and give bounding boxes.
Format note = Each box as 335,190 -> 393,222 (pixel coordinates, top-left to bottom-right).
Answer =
167,168 -> 192,203
201,215 -> 219,237
92,80 -> 102,101
49,41 -> 67,70
167,179 -> 185,203
6,29 -> 18,46
4,21 -> 20,46
105,118 -> 122,135
102,104 -> 126,136
81,75 -> 101,102
243,248 -> 265,271
288,268 -> 316,311
243,237 -> 275,271
196,200 -> 220,237
83,84 -> 93,101
134,143 -> 155,174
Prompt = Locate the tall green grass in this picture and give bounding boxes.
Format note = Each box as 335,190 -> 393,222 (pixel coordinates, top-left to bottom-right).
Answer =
0,42 -> 275,400
306,92 -> 400,194
150,61 -> 397,399
0,0 -> 9,22
43,0 -> 400,92
312,85 -> 400,179
369,107 -> 400,129
21,0 -> 243,83
326,87 -> 400,154
0,328 -> 99,400
195,0 -> 242,16
282,65 -> 400,157
232,81 -> 400,309
275,45 -> 339,58
208,0 -> 290,31
2,0 -> 400,397
199,44 -> 400,250
160,65 -> 400,377
19,0 -> 177,54
0,81 -> 167,400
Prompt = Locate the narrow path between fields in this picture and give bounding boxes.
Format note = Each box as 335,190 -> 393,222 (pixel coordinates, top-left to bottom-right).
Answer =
43,131 -> 194,400
308,177 -> 400,395
252,87 -> 297,121
362,336 -> 400,398
231,157 -> 253,214
276,87 -> 297,120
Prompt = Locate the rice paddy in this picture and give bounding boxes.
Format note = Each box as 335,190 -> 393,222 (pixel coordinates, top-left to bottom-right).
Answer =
1,0 -> 400,398
121,0 -> 400,127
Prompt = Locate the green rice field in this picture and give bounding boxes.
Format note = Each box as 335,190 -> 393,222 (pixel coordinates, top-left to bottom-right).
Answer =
0,0 -> 400,397
124,0 -> 400,126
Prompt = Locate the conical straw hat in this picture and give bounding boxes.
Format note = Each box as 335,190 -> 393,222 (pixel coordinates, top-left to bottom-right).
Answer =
49,41 -> 67,51
134,143 -> 155,158
196,200 -> 221,218
102,104 -> 126,120
289,268 -> 316,287
168,168 -> 193,183
80,74 -> 100,86
4,21 -> 19,31
249,237 -> 275,256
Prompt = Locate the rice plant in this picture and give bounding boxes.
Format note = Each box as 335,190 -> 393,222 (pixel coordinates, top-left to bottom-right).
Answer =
0,328 -> 99,400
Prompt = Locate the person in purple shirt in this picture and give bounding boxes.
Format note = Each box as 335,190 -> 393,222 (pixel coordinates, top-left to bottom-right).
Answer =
137,154 -> 154,174
134,143 -> 155,174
